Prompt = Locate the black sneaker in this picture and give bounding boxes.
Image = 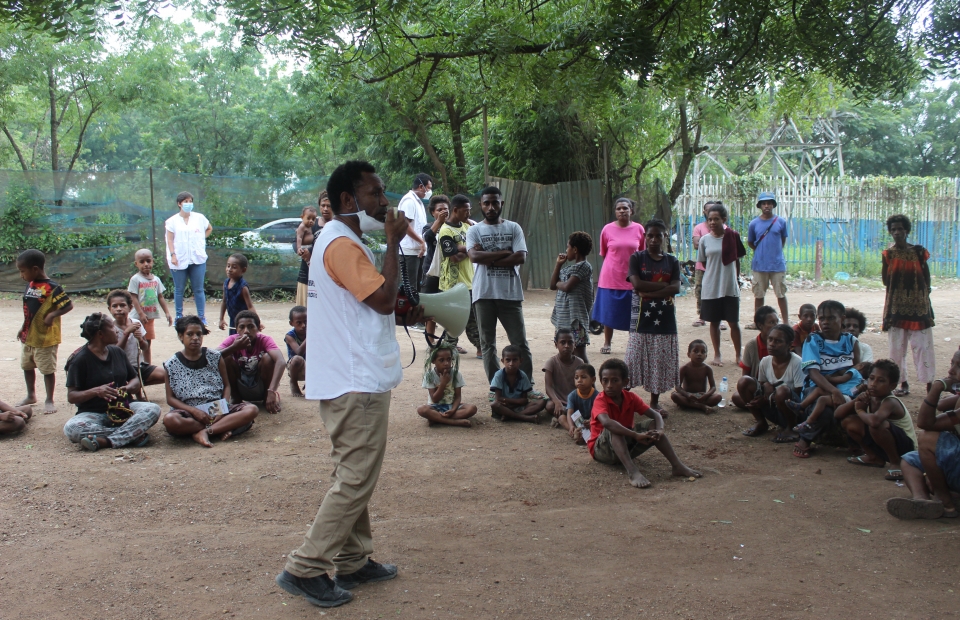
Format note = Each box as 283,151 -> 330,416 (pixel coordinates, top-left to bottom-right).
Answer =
334,559 -> 398,590
275,570 -> 353,608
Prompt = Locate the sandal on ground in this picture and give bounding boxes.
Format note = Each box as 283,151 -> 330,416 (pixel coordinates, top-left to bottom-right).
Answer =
893,387 -> 910,397
720,323 -> 728,331
600,345 -> 612,355
744,322 -> 758,330
133,434 -> 151,448
792,421 -> 810,433
772,432 -> 798,443
885,497 -> 944,520
742,425 -> 767,437
691,319 -> 706,327
80,436 -> 101,452
793,444 -> 812,458
455,346 -> 468,355
847,455 -> 885,468
885,469 -> 904,481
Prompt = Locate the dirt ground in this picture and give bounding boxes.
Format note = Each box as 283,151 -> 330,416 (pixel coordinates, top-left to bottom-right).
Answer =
2,284 -> 960,619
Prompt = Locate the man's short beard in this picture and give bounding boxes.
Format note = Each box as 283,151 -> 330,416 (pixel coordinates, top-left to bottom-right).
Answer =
483,209 -> 500,222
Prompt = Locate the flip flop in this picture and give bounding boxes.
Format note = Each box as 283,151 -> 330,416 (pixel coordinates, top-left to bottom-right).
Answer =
793,444 -> 812,458
80,436 -> 100,452
886,497 -> 945,520
885,469 -> 904,481
742,426 -> 768,437
893,387 -> 910,397
691,319 -> 706,327
847,455 -> 885,467
744,322 -> 758,330
772,432 -> 799,443
600,345 -> 612,355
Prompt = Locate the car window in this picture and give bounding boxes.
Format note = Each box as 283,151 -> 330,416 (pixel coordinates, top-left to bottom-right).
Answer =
261,221 -> 299,244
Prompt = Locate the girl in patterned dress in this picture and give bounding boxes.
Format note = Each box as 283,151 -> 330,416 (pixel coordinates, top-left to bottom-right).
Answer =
550,231 -> 595,362
882,214 -> 935,396
624,219 -> 681,415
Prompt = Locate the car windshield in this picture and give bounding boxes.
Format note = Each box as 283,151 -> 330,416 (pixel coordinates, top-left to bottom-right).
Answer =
260,221 -> 299,244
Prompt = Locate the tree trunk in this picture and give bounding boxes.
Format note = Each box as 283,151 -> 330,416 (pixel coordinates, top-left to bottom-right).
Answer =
1,124 -> 29,171
668,97 -> 707,205
396,111 -> 450,192
444,98 -> 468,193
47,66 -> 59,172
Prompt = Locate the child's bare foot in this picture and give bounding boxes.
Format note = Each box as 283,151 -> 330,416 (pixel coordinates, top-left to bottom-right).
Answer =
520,414 -> 538,423
735,356 -> 743,368
710,356 -> 723,367
704,406 -> 718,415
16,405 -> 33,419
192,429 -> 214,447
220,430 -> 234,441
290,382 -> 304,398
17,395 -> 37,407
672,465 -> 702,478
629,471 -> 652,488
43,401 -> 57,414
454,419 -> 472,428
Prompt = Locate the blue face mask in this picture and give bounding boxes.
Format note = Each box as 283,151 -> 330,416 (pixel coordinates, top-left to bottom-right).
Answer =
181,201 -> 194,213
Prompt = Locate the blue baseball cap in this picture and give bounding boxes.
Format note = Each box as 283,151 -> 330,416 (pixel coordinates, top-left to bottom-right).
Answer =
757,192 -> 777,207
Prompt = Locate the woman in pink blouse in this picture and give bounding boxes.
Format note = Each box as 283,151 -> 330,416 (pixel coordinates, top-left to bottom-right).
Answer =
591,197 -> 645,354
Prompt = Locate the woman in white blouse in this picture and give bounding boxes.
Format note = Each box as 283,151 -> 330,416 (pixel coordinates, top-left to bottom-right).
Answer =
165,192 -> 213,322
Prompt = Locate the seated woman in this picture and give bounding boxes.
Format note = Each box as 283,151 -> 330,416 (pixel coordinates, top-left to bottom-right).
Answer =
63,313 -> 162,452
887,349 -> 960,520
162,315 -> 259,447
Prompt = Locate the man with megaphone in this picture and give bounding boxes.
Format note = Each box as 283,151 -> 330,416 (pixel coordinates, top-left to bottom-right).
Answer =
275,160 -> 424,609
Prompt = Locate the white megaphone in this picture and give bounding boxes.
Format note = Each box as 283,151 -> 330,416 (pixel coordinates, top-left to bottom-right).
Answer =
417,283 -> 472,339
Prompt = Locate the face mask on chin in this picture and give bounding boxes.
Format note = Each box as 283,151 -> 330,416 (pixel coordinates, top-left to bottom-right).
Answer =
341,194 -> 384,232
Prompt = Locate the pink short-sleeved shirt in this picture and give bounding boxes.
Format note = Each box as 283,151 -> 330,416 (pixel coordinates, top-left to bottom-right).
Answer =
597,221 -> 645,290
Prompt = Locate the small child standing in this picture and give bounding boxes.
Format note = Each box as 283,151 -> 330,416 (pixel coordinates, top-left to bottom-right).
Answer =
564,363 -> 597,443
671,339 -> 722,414
550,231 -> 594,362
490,345 -> 546,423
543,328 -> 585,423
417,342 -> 478,427
106,290 -> 166,392
589,358 -> 701,488
792,303 -> 820,355
295,206 -> 321,307
16,249 -> 73,414
127,248 -> 173,364
284,306 -> 307,398
220,253 -> 256,334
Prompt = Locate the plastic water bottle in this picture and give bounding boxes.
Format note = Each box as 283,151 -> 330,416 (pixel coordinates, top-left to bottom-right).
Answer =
718,377 -> 729,408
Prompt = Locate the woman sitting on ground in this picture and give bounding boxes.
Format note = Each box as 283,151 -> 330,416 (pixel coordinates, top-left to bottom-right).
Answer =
162,315 -> 259,447
63,313 -> 162,451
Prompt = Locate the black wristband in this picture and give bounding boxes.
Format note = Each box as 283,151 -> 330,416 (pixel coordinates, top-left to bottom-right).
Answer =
923,399 -> 938,408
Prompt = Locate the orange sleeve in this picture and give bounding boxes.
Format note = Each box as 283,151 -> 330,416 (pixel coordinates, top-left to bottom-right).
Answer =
324,237 -> 385,302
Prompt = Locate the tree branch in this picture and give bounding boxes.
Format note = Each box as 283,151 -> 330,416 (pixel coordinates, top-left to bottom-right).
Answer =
1,124 -> 29,171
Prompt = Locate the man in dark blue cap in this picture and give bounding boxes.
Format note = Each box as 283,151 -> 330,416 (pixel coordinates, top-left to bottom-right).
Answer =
746,192 -> 789,328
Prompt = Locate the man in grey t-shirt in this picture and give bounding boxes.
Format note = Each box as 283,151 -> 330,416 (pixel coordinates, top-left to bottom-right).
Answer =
467,186 -> 533,382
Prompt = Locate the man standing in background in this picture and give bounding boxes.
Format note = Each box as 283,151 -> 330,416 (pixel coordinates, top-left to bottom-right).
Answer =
747,192 -> 789,328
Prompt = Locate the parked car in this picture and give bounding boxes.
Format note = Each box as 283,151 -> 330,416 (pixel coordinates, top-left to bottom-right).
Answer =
240,218 -> 301,251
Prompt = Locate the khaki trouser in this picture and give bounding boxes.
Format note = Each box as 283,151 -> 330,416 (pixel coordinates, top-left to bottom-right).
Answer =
285,391 -> 391,576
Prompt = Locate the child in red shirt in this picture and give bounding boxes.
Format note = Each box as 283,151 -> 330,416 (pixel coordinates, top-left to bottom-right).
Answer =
589,358 -> 701,488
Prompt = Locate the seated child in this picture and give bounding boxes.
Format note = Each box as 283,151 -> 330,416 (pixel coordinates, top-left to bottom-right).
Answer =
220,253 -> 256,334
732,306 -> 778,409
792,303 -> 820,356
563,363 -> 597,443
835,359 -> 917,479
843,307 -> 874,362
791,363 -> 869,430
589,359 -> 701,488
0,399 -> 31,435
671,339 -> 721,414
107,290 -> 166,392
218,311 -> 284,414
284,305 -> 307,398
490,345 -> 546,423
543,328 -> 584,423
417,342 -> 477,427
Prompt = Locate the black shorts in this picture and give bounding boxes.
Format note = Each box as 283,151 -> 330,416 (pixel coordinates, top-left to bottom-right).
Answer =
139,362 -> 158,379
861,421 -> 916,462
700,296 -> 740,324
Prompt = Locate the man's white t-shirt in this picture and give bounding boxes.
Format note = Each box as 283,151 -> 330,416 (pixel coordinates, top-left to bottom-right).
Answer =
466,220 -> 527,303
397,190 -> 427,256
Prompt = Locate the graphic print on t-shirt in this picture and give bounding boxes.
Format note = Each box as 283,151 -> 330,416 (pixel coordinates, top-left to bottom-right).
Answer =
476,229 -> 518,279
20,279 -> 69,347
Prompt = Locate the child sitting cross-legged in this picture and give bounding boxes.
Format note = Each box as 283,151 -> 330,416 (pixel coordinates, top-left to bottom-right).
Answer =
417,341 -> 478,427
671,339 -> 722,414
490,345 -> 546,423
589,358 -> 701,488
563,363 -> 597,443
835,359 -> 918,479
